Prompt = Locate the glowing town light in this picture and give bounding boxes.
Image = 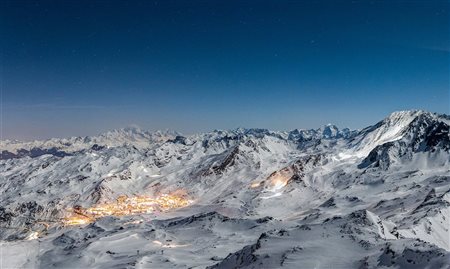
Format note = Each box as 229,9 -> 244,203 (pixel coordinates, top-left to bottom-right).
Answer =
25,231 -> 40,240
63,214 -> 93,226
270,174 -> 289,191
63,193 -> 192,226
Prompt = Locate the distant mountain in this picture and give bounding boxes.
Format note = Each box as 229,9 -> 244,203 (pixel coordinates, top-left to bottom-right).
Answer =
0,127 -> 180,159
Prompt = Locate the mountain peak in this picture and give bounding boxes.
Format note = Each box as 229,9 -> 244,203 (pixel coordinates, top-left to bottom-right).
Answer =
382,110 -> 450,132
321,124 -> 340,139
385,110 -> 427,123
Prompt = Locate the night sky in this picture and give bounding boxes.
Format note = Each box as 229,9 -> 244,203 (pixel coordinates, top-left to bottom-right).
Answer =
2,0 -> 449,140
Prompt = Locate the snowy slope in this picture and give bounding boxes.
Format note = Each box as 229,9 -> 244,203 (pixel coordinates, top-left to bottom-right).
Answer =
0,110 -> 449,269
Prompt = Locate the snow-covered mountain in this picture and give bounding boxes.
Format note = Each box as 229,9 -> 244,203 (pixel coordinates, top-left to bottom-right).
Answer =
0,126 -> 180,159
1,110 -> 449,269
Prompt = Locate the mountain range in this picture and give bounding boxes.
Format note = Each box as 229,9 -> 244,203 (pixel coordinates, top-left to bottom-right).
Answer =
1,110 -> 449,269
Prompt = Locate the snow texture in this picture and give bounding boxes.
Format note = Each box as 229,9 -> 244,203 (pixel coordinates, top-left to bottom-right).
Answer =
0,110 -> 449,269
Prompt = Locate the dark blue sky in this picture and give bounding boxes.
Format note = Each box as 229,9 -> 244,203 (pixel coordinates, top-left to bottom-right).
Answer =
2,0 -> 449,140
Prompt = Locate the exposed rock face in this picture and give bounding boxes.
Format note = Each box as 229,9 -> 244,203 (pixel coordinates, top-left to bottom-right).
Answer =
359,112 -> 450,169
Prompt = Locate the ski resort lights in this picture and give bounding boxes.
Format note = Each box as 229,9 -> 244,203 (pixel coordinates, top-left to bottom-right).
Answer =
63,193 -> 193,226
25,231 -> 40,240
269,174 -> 289,191
62,211 -> 94,226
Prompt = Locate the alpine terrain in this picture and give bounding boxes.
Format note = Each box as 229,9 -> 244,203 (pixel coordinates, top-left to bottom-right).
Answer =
1,110 -> 449,269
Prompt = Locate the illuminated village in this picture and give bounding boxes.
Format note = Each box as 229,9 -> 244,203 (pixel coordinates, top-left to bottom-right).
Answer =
63,172 -> 292,226
63,193 -> 193,226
